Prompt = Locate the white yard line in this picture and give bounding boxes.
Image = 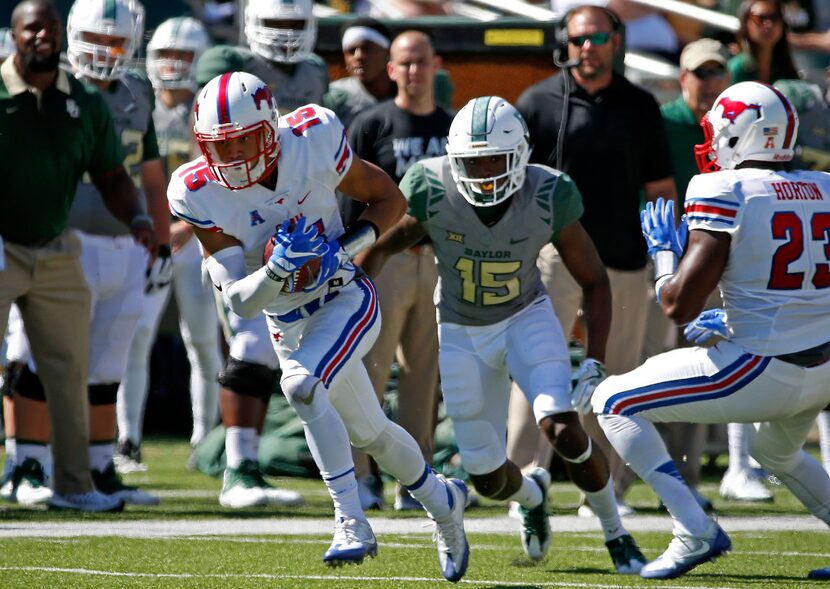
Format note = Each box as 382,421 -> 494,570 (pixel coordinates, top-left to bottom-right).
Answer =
0,515 -> 826,538
0,566 -> 746,588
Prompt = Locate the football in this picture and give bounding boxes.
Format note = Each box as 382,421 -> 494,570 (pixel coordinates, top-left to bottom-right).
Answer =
263,235 -> 322,293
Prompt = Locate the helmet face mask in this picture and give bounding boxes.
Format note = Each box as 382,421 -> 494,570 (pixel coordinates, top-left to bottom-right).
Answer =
447,96 -> 531,207
193,71 -> 281,190
67,0 -> 144,80
147,17 -> 211,91
694,81 -> 799,173
245,0 -> 316,64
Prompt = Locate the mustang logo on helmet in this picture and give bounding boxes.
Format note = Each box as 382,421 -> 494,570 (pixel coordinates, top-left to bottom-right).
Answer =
716,98 -> 762,125
252,85 -> 274,112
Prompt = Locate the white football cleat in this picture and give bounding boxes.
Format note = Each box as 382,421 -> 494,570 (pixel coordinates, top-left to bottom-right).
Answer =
9,458 -> 53,505
431,476 -> 470,582
92,463 -> 160,506
640,520 -> 731,579
219,460 -> 269,508
720,469 -> 773,502
323,516 -> 378,567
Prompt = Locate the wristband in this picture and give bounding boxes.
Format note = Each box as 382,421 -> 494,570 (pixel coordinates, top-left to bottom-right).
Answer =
340,220 -> 380,259
653,250 -> 678,281
264,264 -> 286,283
130,213 -> 155,231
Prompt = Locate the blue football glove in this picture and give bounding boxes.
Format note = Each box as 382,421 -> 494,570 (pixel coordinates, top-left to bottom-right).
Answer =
641,197 -> 688,258
683,308 -> 728,344
267,216 -> 326,278
300,239 -> 351,293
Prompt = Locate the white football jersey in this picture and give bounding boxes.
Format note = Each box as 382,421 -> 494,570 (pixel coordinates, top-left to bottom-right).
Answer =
168,104 -> 355,315
685,168 -> 830,356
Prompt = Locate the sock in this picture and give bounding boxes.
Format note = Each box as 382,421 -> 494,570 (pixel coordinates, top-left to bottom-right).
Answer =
583,477 -> 626,541
406,464 -> 452,520
225,426 -> 257,469
599,413 -> 709,537
507,474 -> 544,509
287,385 -> 364,520
88,442 -> 114,472
818,412 -> 830,476
3,438 -> 16,476
16,442 -> 49,467
323,466 -> 363,521
116,311 -> 163,446
727,422 -> 751,473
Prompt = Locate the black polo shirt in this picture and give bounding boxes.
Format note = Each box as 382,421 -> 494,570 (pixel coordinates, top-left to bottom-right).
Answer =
517,71 -> 672,271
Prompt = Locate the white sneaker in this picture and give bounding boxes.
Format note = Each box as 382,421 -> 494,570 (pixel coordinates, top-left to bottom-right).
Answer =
92,463 -> 160,506
519,467 -> 552,561
48,490 -> 124,512
113,440 -> 148,474
9,458 -> 53,505
431,476 -> 469,582
720,469 -> 773,502
640,520 -> 731,579
262,486 -> 304,507
323,516 -> 378,567
219,461 -> 269,508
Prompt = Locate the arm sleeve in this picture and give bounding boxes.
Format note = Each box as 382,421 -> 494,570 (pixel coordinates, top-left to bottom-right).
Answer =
86,92 -> 126,175
550,172 -> 585,243
204,246 -> 282,318
400,162 -> 430,223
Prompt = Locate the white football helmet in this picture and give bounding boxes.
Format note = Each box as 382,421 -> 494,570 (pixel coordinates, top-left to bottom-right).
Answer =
0,28 -> 13,61
147,17 -> 211,91
447,96 -> 531,207
695,81 -> 799,172
244,0 -> 317,64
193,71 -> 280,190
67,0 -> 144,80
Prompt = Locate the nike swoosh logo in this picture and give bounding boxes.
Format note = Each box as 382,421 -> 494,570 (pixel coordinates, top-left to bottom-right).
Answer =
298,191 -> 311,205
680,539 -> 711,560
510,237 -> 528,244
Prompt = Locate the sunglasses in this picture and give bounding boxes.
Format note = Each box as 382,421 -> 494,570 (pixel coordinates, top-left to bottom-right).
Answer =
568,32 -> 613,47
691,66 -> 727,80
748,12 -> 782,25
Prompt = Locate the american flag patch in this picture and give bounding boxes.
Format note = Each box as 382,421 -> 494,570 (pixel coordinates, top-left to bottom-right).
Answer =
763,127 -> 778,136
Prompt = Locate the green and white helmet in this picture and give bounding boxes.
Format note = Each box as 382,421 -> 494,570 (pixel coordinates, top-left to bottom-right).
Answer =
67,0 -> 144,80
244,0 -> 317,64
147,17 -> 211,91
447,96 -> 531,207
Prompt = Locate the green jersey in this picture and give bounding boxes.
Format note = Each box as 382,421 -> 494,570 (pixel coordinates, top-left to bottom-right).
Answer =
69,70 -> 159,236
403,157 -> 583,326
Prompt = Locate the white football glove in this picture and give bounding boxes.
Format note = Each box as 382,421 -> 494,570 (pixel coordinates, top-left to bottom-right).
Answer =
571,358 -> 607,414
145,245 -> 173,293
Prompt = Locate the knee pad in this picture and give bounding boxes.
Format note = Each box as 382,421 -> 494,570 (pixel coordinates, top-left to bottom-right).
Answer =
559,436 -> 592,464
12,364 -> 46,402
218,357 -> 277,402
453,419 -> 505,475
280,372 -> 322,407
88,383 -> 119,406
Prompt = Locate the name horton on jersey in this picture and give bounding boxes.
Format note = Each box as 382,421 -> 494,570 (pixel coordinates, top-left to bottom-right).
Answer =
771,181 -> 826,201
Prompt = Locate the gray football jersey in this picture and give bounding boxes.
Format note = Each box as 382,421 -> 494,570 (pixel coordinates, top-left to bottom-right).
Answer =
153,98 -> 193,179
69,71 -> 158,236
403,157 -> 584,326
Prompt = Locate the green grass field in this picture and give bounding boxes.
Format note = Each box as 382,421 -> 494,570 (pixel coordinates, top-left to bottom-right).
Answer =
2,438 -> 829,588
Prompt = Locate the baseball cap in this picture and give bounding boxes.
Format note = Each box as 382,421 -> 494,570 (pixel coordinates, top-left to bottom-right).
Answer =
679,38 -> 729,72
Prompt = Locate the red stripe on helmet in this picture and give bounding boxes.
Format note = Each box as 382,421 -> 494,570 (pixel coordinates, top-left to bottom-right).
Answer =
766,83 -> 796,149
217,72 -> 232,125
